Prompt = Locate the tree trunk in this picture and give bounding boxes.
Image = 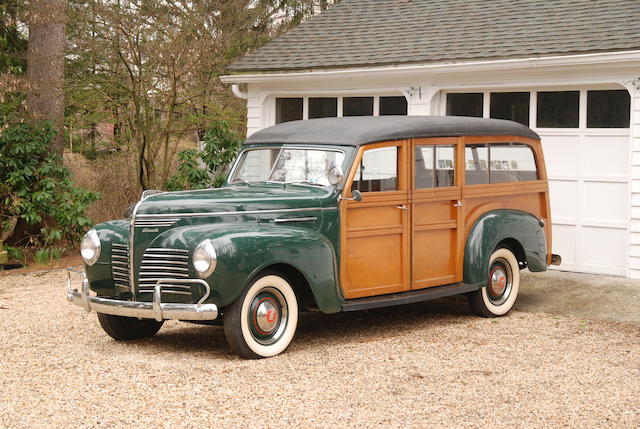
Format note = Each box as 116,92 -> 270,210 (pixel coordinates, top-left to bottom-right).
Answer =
27,0 -> 66,157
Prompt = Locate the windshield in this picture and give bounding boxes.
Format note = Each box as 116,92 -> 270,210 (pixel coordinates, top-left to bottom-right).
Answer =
229,148 -> 345,187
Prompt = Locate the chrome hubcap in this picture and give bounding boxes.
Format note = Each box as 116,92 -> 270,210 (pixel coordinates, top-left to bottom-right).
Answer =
487,258 -> 512,306
255,298 -> 279,333
490,267 -> 508,296
248,287 -> 288,345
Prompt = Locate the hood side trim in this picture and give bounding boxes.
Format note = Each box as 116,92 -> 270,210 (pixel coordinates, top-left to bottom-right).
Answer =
135,207 -> 337,219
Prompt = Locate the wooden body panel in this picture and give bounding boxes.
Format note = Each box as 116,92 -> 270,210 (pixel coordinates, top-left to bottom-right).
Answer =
340,134 -> 551,299
340,142 -> 410,299
410,138 -> 464,289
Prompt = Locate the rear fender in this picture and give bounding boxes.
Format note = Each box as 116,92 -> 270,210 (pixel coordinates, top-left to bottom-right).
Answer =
464,209 -> 547,286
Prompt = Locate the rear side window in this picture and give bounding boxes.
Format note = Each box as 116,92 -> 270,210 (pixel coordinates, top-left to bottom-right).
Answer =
465,143 -> 537,185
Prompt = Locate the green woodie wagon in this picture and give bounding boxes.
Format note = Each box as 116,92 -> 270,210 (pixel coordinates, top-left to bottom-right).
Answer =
68,116 -> 560,358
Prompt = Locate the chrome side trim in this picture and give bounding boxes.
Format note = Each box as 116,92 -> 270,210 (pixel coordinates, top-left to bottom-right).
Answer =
139,258 -> 189,264
135,206 -> 337,219
274,216 -> 318,223
144,248 -> 189,253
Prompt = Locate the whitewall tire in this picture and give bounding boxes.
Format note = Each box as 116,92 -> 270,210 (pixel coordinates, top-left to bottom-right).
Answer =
224,273 -> 298,359
468,247 -> 520,317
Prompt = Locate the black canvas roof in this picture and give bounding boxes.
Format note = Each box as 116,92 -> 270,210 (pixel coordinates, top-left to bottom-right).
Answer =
244,116 -> 540,146
229,0 -> 640,72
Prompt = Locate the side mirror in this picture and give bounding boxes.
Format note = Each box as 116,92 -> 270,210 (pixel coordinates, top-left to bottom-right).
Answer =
328,165 -> 344,186
341,189 -> 363,202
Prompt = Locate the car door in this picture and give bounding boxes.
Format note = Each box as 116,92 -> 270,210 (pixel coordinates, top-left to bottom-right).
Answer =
340,141 -> 410,299
410,138 -> 464,289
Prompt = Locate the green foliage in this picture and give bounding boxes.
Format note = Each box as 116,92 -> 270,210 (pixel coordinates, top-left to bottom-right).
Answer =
166,120 -> 242,191
33,247 -> 62,266
0,121 -> 100,247
0,0 -> 27,74
5,244 -> 23,262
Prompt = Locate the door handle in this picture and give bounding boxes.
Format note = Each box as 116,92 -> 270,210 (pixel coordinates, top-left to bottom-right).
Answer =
397,205 -> 409,210
453,200 -> 464,207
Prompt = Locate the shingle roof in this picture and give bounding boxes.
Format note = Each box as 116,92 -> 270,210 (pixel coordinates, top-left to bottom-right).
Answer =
244,116 -> 540,146
229,0 -> 640,72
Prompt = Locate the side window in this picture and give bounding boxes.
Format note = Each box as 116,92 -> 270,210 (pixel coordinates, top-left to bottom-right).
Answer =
465,143 -> 537,185
351,146 -> 398,192
489,143 -> 537,183
415,145 -> 455,189
465,144 -> 489,185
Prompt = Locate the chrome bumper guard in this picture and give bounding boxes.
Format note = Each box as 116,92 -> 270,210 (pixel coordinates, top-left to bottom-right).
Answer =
66,270 -> 218,322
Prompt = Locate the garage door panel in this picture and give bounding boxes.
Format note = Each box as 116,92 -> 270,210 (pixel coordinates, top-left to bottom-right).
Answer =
540,135 -> 579,177
581,227 -> 627,270
551,224 -> 576,264
548,180 -> 578,220
584,135 -> 629,178
539,124 -> 629,277
583,182 -> 628,224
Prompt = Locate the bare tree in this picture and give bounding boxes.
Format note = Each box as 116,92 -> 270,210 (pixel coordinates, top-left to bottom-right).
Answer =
27,0 -> 65,157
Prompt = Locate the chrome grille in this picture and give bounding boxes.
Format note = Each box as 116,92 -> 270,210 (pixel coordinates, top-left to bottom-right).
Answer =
111,243 -> 131,291
134,217 -> 179,228
138,248 -> 193,296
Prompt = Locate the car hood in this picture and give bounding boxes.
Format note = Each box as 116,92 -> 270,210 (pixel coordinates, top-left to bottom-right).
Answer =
136,184 -> 334,216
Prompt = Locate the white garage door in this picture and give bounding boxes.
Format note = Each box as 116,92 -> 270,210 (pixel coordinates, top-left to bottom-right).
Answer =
539,129 -> 630,276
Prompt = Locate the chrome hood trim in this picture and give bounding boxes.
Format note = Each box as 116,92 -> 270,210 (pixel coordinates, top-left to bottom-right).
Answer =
135,206 -> 337,219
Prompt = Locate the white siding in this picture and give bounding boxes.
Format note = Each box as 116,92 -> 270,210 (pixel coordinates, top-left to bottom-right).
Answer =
245,89 -> 264,137
627,79 -> 640,278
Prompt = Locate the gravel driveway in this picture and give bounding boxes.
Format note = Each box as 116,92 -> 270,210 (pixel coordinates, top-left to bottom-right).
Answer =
1,269 -> 639,428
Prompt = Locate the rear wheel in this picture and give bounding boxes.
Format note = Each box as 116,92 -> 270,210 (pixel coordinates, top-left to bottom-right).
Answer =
97,313 -> 164,341
224,273 -> 298,359
468,247 -> 520,317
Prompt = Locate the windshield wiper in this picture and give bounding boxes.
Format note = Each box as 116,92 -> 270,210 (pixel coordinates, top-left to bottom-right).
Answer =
230,178 -> 249,185
284,180 -> 325,187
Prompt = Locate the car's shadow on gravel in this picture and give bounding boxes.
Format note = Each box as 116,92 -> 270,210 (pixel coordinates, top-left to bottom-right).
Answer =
134,296 -> 476,359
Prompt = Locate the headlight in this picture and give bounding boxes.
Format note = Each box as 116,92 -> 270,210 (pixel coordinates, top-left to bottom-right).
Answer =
80,229 -> 101,266
193,239 -> 217,278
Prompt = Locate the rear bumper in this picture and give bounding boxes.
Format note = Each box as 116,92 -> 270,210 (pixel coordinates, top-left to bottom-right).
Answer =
66,271 -> 218,322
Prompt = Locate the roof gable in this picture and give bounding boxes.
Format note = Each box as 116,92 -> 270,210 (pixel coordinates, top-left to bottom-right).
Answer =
229,0 -> 640,72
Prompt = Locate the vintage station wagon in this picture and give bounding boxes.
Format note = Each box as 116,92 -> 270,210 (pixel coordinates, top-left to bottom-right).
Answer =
68,116 -> 561,358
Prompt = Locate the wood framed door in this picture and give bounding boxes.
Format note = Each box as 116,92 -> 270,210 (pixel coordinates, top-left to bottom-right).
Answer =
411,138 -> 464,289
340,141 -> 410,299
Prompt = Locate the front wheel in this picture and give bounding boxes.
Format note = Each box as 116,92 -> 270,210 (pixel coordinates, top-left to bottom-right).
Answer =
468,247 -> 520,317
97,313 -> 164,340
224,273 -> 298,359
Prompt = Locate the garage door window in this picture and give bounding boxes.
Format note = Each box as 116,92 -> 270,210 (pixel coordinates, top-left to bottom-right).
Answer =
587,90 -> 631,128
490,92 -> 530,126
344,97 -> 374,116
380,96 -> 408,115
466,143 -> 537,185
537,91 -> 579,128
276,98 -> 303,124
309,97 -> 338,119
446,93 -> 483,118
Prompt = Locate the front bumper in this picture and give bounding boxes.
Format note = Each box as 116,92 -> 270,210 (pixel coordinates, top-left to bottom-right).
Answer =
66,270 -> 218,322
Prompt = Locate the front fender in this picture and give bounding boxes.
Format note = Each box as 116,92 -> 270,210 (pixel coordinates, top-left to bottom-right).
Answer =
157,224 -> 342,313
464,209 -> 547,286
87,220 -> 130,295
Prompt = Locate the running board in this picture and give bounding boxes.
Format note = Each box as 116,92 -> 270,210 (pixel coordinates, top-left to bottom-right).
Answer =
341,283 -> 480,312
